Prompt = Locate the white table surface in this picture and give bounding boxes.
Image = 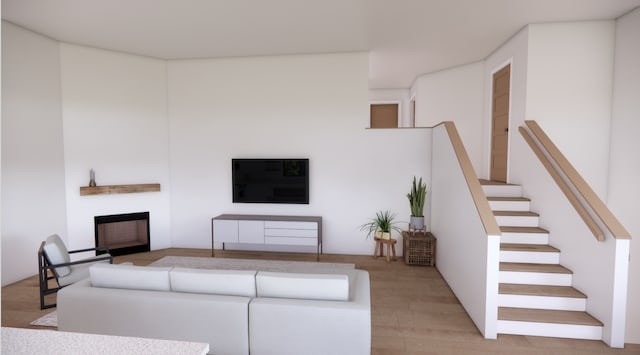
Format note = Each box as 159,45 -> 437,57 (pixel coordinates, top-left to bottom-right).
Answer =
1,327 -> 209,355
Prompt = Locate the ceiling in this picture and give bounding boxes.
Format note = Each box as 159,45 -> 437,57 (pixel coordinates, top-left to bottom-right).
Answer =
3,0 -> 639,89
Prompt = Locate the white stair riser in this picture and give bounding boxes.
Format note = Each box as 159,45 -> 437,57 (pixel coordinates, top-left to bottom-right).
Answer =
499,271 -> 572,286
500,251 -> 560,264
501,233 -> 549,244
489,200 -> 531,211
497,320 -> 602,340
498,294 -> 586,311
496,215 -> 539,227
489,182 -> 604,342
482,185 -> 523,197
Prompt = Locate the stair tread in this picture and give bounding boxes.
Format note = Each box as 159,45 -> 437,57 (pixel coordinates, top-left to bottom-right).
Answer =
500,262 -> 572,274
501,226 -> 549,234
498,307 -> 602,326
499,283 -> 586,298
479,179 -> 517,186
494,211 -> 539,217
488,197 -> 530,202
500,244 -> 559,252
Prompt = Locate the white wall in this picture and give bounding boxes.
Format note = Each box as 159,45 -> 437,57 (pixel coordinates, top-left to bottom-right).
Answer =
609,7 -> 640,344
0,25 -> 2,290
411,62 -> 485,172
522,21 -> 634,344
368,88 -> 411,127
482,27 -> 529,182
59,44 -> 171,253
514,121 -> 628,345
430,124 -> 500,338
1,21 -> 68,285
2,27 -> 430,286
168,53 -> 430,255
525,21 -> 615,198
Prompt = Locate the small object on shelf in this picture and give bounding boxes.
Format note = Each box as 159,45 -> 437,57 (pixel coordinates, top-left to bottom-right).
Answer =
402,230 -> 436,266
89,169 -> 97,187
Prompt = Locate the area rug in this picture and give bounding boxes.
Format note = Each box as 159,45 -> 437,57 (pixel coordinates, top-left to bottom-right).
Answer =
150,256 -> 355,273
30,310 -> 57,327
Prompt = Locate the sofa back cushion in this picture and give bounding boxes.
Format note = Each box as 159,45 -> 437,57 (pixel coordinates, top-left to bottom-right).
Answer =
256,271 -> 349,301
90,263 -> 171,291
170,267 -> 257,297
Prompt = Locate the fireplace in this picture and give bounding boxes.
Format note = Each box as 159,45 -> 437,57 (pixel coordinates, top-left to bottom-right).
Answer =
95,212 -> 150,256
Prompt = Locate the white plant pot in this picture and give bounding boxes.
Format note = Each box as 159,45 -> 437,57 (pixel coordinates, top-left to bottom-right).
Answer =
410,216 -> 425,230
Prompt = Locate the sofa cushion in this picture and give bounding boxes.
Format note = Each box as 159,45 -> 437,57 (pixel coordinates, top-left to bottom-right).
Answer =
43,234 -> 72,277
170,267 -> 257,297
256,271 -> 349,301
90,263 -> 171,291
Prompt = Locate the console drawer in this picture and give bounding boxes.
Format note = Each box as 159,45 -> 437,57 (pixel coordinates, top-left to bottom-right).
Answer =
264,221 -> 317,230
265,236 -> 317,246
264,228 -> 317,238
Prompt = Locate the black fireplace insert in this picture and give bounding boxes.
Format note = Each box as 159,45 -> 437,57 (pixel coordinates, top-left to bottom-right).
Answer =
94,212 -> 150,256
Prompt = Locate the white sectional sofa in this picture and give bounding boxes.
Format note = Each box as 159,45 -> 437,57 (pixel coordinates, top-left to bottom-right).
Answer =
57,263 -> 371,355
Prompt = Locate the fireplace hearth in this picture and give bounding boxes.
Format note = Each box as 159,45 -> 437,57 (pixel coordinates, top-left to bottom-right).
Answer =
95,212 -> 150,256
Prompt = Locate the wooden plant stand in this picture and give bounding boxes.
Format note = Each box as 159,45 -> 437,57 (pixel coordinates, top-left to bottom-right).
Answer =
373,237 -> 397,263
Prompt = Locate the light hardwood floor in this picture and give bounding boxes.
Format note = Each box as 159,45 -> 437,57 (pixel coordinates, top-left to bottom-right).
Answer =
2,248 -> 639,354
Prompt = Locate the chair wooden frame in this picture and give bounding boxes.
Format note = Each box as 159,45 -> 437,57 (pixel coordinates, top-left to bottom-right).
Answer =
38,242 -> 113,309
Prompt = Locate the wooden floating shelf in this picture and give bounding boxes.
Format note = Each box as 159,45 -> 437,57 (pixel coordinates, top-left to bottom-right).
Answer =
80,183 -> 161,196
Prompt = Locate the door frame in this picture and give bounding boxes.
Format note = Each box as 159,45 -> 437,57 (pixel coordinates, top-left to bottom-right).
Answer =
488,59 -> 514,182
409,94 -> 416,128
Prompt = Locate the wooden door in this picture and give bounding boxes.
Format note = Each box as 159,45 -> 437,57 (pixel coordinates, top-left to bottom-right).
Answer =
370,104 -> 398,128
490,65 -> 511,182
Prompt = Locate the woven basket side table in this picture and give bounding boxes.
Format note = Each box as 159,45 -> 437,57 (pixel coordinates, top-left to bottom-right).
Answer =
402,231 -> 436,266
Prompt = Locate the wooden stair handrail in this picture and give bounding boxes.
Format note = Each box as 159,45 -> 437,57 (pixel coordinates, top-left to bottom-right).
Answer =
439,121 -> 501,236
523,121 -> 630,240
519,127 -> 604,241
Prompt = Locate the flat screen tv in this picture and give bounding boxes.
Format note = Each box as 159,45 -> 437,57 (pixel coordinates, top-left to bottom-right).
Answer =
232,159 -> 309,204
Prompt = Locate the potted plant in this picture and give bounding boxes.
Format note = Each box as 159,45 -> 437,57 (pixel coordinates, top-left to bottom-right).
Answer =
407,176 -> 427,230
360,210 -> 402,240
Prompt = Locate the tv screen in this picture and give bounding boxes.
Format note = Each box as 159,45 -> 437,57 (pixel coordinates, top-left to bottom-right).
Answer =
232,159 -> 309,204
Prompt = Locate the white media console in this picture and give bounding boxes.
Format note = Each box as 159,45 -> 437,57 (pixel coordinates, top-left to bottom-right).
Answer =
211,214 -> 322,260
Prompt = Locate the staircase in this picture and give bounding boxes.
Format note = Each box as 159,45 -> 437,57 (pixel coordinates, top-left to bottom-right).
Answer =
481,180 -> 604,340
